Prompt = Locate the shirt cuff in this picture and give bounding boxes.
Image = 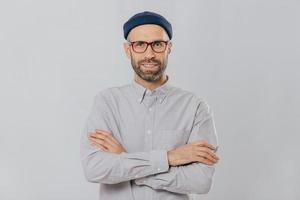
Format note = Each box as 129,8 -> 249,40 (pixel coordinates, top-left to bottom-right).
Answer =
135,150 -> 169,185
150,149 -> 169,173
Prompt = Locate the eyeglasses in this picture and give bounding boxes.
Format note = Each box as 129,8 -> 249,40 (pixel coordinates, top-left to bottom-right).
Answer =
128,40 -> 169,53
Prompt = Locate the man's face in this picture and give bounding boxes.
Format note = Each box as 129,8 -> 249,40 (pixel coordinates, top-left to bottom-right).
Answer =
124,24 -> 172,82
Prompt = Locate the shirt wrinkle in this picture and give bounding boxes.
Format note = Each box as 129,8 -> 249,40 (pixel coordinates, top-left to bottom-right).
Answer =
81,75 -> 218,200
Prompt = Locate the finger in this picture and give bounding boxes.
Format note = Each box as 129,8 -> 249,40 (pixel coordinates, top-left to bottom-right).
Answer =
194,140 -> 216,151
198,140 -> 215,150
89,133 -> 124,154
95,129 -> 112,135
95,129 -> 121,146
89,137 -> 114,150
196,150 -> 218,163
194,146 -> 216,161
89,131 -> 106,140
197,146 -> 220,160
192,145 -> 218,160
191,140 -> 211,147
196,156 -> 215,166
90,131 -> 118,148
91,143 -> 108,152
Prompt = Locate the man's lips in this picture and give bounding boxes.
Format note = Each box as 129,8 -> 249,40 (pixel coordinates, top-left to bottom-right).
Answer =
140,63 -> 159,69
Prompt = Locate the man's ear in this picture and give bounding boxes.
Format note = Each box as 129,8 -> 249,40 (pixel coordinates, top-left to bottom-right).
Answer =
123,42 -> 131,59
167,42 -> 172,54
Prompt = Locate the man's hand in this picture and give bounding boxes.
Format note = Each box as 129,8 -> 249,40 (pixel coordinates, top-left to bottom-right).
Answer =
167,140 -> 219,166
88,129 -> 126,154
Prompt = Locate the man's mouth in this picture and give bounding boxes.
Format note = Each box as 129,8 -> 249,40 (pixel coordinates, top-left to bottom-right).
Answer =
140,63 -> 159,69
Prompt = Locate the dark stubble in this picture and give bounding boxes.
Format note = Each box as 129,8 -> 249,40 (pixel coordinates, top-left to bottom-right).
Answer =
130,57 -> 168,82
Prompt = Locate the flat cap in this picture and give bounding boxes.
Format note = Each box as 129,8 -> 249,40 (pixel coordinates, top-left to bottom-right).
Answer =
123,11 -> 172,40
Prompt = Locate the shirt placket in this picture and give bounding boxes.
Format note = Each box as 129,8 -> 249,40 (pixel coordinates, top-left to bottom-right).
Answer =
143,95 -> 157,200
144,95 -> 157,151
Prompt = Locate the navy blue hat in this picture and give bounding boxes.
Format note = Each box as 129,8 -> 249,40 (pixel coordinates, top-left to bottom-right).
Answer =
123,11 -> 172,40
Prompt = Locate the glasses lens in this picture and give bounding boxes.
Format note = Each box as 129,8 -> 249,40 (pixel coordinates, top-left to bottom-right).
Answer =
152,41 -> 166,52
132,41 -> 147,53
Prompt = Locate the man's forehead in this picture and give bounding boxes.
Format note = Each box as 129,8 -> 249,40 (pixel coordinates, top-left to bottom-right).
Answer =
127,24 -> 169,41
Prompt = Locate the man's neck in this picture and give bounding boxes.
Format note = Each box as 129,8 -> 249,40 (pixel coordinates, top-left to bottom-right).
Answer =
134,74 -> 168,91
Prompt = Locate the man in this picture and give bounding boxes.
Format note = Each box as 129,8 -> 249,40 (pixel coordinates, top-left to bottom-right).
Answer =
80,11 -> 220,200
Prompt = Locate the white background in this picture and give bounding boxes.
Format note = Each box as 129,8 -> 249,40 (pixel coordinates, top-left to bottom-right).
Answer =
0,0 -> 299,199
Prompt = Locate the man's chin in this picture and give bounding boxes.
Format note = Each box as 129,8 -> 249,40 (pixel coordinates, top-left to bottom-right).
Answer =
139,73 -> 162,82
133,66 -> 163,82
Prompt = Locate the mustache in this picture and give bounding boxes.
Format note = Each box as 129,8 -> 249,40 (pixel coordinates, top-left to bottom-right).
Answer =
138,59 -> 161,65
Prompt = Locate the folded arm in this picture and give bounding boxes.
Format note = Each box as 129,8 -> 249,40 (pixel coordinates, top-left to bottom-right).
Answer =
80,93 -> 170,184
134,100 -> 219,194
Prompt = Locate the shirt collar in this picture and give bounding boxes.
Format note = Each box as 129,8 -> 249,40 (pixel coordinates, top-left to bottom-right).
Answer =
131,75 -> 172,104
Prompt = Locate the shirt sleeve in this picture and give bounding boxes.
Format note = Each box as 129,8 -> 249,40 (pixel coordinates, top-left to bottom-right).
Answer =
134,99 -> 219,194
80,92 -> 169,184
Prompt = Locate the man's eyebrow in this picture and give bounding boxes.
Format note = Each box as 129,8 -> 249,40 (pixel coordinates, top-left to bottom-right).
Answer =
129,39 -> 167,42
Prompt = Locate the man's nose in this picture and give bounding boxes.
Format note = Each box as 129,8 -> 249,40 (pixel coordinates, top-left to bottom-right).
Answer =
144,45 -> 155,59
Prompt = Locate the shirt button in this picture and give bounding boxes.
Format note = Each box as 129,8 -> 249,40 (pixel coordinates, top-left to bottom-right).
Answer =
157,168 -> 161,171
149,108 -> 152,111
147,130 -> 151,134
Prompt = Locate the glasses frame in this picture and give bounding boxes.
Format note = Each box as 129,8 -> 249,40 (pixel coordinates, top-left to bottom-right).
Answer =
127,40 -> 170,53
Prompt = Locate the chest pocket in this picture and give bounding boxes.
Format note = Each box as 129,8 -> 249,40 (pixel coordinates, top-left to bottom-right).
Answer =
159,129 -> 191,150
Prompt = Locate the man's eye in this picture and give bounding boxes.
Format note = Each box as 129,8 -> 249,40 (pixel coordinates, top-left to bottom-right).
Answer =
136,42 -> 145,47
153,41 -> 163,47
